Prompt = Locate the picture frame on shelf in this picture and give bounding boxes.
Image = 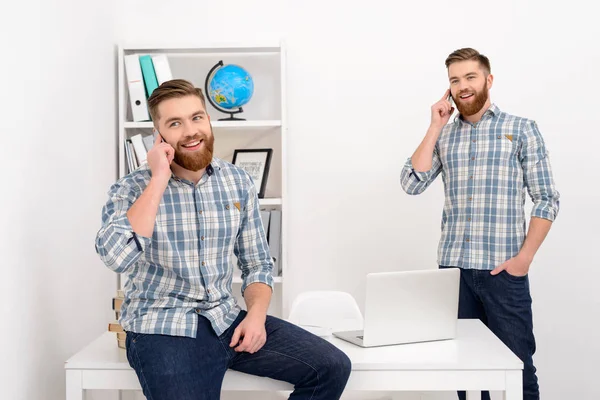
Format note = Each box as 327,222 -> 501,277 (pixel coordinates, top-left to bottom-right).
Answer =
232,148 -> 273,198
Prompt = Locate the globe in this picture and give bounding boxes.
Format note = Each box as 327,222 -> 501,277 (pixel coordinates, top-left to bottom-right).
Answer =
206,63 -> 254,120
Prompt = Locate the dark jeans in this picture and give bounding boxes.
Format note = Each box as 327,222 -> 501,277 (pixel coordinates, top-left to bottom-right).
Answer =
125,310 -> 352,400
440,266 -> 539,400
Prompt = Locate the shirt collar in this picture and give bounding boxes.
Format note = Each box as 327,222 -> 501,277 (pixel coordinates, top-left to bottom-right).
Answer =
486,103 -> 500,117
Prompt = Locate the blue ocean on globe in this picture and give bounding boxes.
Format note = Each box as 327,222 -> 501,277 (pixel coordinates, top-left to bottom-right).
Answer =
208,64 -> 254,110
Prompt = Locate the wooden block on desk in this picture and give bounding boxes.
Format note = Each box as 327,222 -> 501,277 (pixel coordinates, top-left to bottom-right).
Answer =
108,322 -> 124,333
112,297 -> 124,311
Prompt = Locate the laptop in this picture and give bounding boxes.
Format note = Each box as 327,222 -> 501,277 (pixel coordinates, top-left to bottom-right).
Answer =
332,268 -> 460,347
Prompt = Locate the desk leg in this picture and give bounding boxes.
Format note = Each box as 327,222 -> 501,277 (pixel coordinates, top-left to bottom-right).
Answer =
66,370 -> 84,400
503,370 -> 523,400
466,391 -> 481,400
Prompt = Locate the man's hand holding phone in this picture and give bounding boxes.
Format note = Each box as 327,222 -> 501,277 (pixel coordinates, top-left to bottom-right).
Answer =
430,89 -> 455,130
147,132 -> 175,188
410,89 -> 455,172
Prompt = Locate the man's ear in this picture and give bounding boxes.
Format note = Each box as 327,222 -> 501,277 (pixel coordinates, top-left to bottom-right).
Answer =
486,73 -> 494,90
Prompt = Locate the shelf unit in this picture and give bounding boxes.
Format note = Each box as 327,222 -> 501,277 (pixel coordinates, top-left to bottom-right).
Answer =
117,41 -> 287,317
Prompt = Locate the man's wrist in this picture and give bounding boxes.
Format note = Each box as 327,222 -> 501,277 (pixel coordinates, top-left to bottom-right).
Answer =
147,177 -> 170,202
517,250 -> 534,264
149,176 -> 169,190
246,308 -> 267,322
427,124 -> 443,139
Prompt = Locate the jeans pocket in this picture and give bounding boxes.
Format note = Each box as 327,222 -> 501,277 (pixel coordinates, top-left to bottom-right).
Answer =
503,270 -> 527,281
219,310 -> 246,341
127,330 -> 149,344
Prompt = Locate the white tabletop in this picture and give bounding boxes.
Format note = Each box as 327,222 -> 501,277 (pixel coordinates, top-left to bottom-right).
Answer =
329,319 -> 522,370
65,319 -> 522,372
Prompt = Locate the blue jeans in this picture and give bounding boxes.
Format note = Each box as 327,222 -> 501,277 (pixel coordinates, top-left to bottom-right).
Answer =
440,266 -> 539,400
125,310 -> 351,400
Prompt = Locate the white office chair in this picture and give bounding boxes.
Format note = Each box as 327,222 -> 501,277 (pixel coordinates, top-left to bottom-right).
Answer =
287,290 -> 364,333
279,291 -> 402,400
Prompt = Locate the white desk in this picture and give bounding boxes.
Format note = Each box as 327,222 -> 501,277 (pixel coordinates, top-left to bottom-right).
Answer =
65,319 -> 523,400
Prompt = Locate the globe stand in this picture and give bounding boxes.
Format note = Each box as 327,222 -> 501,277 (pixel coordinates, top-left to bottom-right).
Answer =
217,107 -> 245,121
205,60 -> 247,121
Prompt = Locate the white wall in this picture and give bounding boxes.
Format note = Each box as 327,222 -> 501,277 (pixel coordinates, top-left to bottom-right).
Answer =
0,1 -> 118,399
2,0 -> 596,399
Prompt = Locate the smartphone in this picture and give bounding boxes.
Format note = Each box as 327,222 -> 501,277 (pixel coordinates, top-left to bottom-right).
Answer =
447,91 -> 455,108
153,129 -> 164,143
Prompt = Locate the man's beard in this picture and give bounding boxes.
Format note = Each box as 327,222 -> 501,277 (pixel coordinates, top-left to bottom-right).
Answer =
455,82 -> 489,117
173,134 -> 214,172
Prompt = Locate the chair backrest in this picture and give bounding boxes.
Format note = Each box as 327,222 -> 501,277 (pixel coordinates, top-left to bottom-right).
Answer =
287,291 -> 364,332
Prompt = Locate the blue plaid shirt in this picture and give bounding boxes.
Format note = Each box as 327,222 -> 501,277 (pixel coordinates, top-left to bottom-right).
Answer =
401,104 -> 560,270
95,157 -> 273,338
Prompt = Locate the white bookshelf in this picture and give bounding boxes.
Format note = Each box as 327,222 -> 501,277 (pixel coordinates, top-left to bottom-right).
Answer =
117,42 -> 288,318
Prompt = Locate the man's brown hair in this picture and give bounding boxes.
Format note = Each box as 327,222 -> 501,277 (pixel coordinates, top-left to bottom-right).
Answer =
147,79 -> 207,123
445,48 -> 491,75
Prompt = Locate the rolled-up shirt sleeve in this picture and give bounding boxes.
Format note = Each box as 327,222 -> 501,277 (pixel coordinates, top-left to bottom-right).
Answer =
95,180 -> 151,274
520,121 -> 560,221
400,146 -> 443,195
235,176 -> 274,295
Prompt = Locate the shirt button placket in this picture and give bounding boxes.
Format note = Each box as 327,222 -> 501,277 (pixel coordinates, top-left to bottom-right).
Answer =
466,125 -> 477,248
195,193 -> 210,302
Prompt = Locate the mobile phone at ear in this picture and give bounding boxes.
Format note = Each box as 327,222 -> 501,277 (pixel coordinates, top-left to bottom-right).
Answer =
447,91 -> 455,108
153,129 -> 164,142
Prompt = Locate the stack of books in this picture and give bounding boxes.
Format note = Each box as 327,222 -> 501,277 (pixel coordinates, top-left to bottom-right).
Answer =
108,290 -> 125,349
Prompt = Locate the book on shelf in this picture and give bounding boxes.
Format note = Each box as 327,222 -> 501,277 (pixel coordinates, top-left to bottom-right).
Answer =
124,54 -> 150,122
267,209 -> 282,276
125,140 -> 136,173
139,55 -> 159,98
151,54 -> 173,84
124,133 -> 155,173
257,208 -> 282,277
130,133 -> 148,165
